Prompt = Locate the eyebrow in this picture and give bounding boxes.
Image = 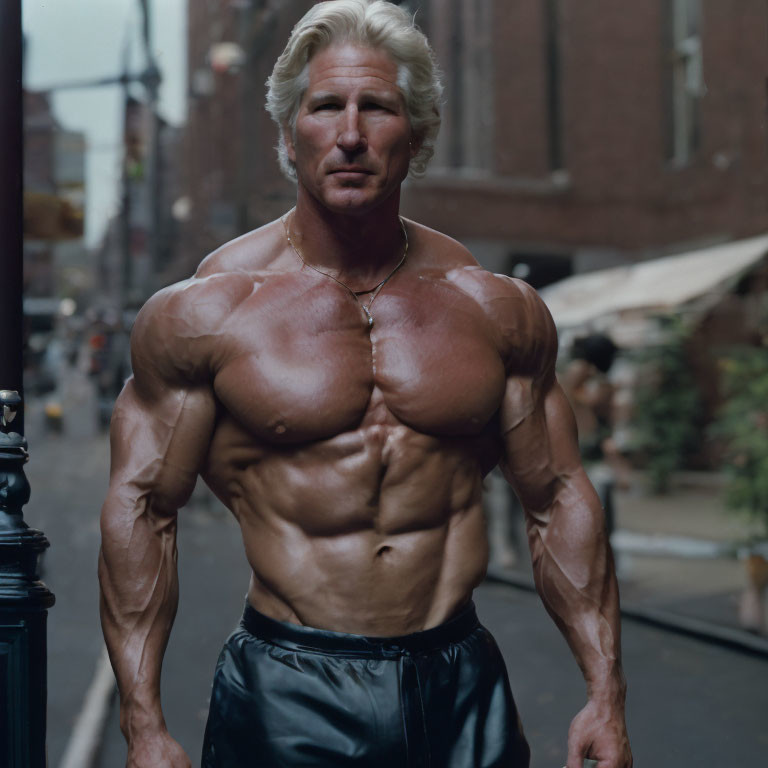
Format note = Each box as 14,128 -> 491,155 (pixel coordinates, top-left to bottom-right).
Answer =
306,90 -> 401,107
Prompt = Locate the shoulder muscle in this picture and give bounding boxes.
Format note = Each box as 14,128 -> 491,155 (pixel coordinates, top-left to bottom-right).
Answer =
447,269 -> 558,382
130,274 -> 252,394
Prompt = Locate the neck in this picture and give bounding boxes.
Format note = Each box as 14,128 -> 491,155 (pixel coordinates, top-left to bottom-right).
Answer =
288,186 -> 406,288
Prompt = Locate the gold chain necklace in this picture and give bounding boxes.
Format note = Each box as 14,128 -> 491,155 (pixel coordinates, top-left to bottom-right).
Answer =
282,211 -> 408,328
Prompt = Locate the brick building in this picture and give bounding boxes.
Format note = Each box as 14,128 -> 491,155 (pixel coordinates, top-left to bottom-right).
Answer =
175,0 -> 768,284
406,0 -> 768,282
171,0 -> 309,280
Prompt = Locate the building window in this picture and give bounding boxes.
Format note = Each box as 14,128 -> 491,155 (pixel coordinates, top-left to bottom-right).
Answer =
428,0 -> 493,173
666,0 -> 705,166
544,0 -> 564,172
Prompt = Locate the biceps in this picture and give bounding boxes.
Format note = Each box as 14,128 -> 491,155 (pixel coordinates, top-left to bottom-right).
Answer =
108,378 -> 216,514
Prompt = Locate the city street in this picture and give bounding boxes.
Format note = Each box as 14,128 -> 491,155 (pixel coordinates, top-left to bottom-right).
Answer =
11,3 -> 768,767
24,365 -> 768,768
22,360 -> 112,765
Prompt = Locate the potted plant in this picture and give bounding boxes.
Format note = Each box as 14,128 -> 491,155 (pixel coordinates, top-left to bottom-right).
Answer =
711,344 -> 768,633
630,315 -> 703,494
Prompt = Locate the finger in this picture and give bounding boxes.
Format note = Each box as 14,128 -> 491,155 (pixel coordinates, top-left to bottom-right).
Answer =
565,737 -> 587,768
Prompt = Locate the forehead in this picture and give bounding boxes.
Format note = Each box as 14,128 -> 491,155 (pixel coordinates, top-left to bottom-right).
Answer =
305,43 -> 400,94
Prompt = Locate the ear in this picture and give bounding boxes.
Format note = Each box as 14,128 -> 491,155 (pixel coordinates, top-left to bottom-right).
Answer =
283,126 -> 296,163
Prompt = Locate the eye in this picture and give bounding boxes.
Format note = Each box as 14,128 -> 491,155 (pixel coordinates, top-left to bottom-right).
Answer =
314,102 -> 340,111
361,101 -> 390,112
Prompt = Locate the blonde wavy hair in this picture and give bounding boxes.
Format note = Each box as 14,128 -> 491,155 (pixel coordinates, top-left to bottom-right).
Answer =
266,0 -> 443,181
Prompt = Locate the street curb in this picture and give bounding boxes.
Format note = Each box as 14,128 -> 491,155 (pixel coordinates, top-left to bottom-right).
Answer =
610,530 -> 738,559
57,644 -> 117,768
485,567 -> 768,659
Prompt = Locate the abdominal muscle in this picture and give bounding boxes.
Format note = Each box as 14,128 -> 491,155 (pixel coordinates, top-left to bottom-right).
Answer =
203,417 -> 492,636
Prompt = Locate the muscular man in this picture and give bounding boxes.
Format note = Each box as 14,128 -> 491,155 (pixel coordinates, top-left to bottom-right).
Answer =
99,2 -> 632,767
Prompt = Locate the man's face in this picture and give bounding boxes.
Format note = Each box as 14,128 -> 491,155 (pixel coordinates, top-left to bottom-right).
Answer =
285,43 -> 416,214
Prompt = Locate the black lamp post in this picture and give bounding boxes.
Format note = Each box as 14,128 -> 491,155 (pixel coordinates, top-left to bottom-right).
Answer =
0,392 -> 54,767
0,3 -> 56,766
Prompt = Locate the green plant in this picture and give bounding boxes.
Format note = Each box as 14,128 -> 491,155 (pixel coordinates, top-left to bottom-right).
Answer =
630,315 -> 703,493
710,345 -> 768,537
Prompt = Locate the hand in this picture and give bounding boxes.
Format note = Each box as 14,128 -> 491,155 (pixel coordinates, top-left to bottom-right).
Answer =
566,699 -> 632,768
126,728 -> 192,768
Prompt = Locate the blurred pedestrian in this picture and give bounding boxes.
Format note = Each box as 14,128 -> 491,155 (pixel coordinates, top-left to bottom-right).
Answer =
562,333 -> 632,534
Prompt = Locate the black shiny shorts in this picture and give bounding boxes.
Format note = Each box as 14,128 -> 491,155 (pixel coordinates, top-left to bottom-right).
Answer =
202,601 -> 530,767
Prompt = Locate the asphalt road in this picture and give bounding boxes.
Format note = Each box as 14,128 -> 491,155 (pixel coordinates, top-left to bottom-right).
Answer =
22,367 -> 768,767
23,365 -> 111,767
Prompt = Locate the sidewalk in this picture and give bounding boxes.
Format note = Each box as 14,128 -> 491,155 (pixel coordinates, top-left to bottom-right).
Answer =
487,468 -> 768,643
614,473 -> 755,629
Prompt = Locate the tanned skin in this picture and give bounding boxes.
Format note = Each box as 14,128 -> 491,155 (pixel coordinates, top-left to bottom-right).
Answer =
99,43 -> 631,768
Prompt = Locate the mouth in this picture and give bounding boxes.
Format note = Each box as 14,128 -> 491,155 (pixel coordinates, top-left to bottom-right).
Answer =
329,167 -> 373,175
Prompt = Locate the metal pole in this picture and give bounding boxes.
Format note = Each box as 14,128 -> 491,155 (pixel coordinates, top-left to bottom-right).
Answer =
0,0 -> 24,431
0,4 -> 56,766
120,70 -> 133,311
148,89 -> 163,285
139,0 -> 163,289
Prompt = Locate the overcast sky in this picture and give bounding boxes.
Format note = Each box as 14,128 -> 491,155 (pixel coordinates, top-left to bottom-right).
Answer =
23,0 -> 187,246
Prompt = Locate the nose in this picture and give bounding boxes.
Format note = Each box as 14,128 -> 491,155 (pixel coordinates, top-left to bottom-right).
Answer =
336,106 -> 367,153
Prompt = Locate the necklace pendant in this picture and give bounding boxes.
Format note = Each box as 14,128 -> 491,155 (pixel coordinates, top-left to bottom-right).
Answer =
283,211 -> 408,334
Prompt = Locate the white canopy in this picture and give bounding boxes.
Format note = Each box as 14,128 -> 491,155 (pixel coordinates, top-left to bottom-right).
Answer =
540,234 -> 768,345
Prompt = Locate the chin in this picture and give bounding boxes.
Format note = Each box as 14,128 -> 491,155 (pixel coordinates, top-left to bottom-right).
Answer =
319,187 -> 384,214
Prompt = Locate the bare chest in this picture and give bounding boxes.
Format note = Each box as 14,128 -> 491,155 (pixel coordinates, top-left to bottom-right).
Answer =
210,274 -> 507,443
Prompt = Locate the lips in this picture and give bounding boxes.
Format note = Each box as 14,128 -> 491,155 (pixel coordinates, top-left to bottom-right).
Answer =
330,167 -> 372,174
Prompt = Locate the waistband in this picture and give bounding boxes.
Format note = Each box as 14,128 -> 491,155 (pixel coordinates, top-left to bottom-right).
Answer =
239,600 -> 480,657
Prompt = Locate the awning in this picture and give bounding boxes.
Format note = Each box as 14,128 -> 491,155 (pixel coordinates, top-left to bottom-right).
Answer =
540,234 -> 768,345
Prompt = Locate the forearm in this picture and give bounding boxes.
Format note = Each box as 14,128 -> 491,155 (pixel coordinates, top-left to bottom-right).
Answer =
527,471 -> 626,705
99,494 -> 180,740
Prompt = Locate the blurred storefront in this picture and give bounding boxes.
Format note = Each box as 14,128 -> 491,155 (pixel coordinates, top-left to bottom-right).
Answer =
23,89 -> 87,298
541,234 -> 768,349
542,234 -> 768,461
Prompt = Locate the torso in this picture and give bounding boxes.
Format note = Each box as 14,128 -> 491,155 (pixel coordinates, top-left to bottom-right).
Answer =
158,218 -> 546,635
